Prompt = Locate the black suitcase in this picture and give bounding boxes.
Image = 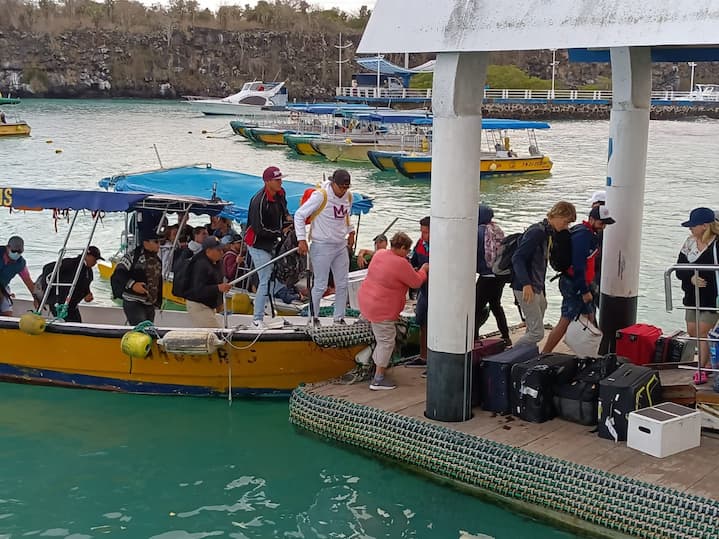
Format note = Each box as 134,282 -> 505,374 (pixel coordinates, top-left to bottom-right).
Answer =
598,363 -> 662,441
553,379 -> 599,425
577,354 -> 623,382
652,331 -> 688,363
470,338 -> 507,407
511,353 -> 578,423
478,344 -> 539,414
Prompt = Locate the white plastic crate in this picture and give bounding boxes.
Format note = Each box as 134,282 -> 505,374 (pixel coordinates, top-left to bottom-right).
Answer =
627,402 -> 701,458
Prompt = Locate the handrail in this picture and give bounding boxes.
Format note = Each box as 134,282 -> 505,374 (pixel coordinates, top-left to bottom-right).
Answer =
663,263 -> 719,313
336,86 -> 719,103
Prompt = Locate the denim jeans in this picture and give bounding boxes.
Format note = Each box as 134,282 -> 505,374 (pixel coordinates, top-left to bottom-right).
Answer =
248,246 -> 273,321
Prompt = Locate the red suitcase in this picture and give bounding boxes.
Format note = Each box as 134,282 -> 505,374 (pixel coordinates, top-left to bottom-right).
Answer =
615,324 -> 662,366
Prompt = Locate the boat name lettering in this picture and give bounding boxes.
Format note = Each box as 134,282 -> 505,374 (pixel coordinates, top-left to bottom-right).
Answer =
0,188 -> 12,207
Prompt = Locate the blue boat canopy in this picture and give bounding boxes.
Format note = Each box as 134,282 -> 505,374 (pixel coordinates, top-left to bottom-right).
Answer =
406,118 -> 550,129
0,188 -> 230,215
98,165 -> 373,222
366,111 -> 432,124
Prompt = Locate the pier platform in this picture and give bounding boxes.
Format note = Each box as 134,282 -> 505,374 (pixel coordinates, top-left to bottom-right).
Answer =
290,329 -> 719,539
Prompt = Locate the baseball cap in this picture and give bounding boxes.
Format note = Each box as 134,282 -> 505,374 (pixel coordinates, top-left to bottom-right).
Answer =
589,205 -> 616,225
86,246 -> 104,260
681,207 -> 716,227
202,236 -> 223,250
586,191 -> 606,205
373,234 -> 387,243
262,166 -> 284,182
7,236 -> 24,253
331,169 -> 351,186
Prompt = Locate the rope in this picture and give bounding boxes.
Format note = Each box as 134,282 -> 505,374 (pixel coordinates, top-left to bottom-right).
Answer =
305,318 -> 374,348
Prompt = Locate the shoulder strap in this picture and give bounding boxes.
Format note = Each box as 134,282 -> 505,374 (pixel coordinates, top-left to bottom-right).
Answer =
307,189 -> 328,241
345,191 -> 353,226
713,240 -> 719,293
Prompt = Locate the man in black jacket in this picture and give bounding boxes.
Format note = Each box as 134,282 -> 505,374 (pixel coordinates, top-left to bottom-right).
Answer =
511,201 -> 576,348
245,165 -> 290,329
45,246 -> 103,322
111,234 -> 163,325
184,236 -> 232,328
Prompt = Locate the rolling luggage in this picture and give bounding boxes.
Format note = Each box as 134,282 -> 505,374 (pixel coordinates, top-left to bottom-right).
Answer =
553,354 -> 623,426
615,324 -> 662,366
478,344 -> 538,413
470,338 -> 507,407
553,379 -> 599,425
598,363 -> 662,442
510,353 -> 578,423
652,331 -> 689,363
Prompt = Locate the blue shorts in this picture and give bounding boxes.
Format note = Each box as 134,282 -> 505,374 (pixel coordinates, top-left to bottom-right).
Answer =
559,276 -> 593,320
415,288 -> 428,327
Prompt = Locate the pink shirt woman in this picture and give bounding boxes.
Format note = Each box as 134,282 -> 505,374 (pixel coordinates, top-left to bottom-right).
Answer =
358,232 -> 428,391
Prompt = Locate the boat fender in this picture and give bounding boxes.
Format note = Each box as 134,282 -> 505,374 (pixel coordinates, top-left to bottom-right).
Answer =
157,330 -> 224,355
19,312 -> 46,335
420,137 -> 429,152
344,138 -> 352,144
354,345 -> 373,365
121,331 -> 152,358
489,163 -> 497,171
228,292 -> 252,315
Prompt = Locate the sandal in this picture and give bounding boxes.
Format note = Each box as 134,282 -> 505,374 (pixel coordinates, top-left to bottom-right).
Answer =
693,370 -> 709,385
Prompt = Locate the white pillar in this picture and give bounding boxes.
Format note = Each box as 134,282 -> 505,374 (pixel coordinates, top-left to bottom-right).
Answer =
425,51 -> 488,422
600,47 -> 651,350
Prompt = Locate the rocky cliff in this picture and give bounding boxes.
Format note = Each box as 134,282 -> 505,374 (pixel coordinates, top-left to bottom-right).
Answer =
0,28 -> 715,100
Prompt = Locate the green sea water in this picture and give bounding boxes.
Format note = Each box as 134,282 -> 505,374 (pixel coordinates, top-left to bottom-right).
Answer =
0,99 -> 717,537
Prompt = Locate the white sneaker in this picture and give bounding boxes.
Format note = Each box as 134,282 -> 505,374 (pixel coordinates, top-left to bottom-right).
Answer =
251,319 -> 267,330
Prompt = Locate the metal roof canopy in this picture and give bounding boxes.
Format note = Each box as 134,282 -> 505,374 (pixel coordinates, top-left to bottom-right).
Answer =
358,0 -> 719,54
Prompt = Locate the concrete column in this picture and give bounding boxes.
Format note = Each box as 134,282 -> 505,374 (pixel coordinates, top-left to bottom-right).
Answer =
425,51 -> 488,422
600,47 -> 652,352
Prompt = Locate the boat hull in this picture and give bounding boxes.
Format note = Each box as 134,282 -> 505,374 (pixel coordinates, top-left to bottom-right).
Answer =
393,155 -> 553,179
367,150 -> 409,171
0,122 -> 30,137
0,316 -> 360,397
284,134 -> 322,156
248,128 -> 292,145
186,101 -> 267,116
312,142 -> 402,163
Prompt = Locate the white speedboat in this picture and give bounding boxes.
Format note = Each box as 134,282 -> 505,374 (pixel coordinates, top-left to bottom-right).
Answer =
184,81 -> 288,115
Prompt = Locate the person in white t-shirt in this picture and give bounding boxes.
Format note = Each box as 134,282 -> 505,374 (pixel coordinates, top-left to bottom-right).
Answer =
295,169 -> 355,323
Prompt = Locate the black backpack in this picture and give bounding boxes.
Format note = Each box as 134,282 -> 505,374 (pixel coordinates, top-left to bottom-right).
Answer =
111,249 -> 142,300
548,228 -> 572,274
272,229 -> 306,287
171,252 -> 197,298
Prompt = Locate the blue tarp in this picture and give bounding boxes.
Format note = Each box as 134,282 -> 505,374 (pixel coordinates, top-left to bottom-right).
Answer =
99,166 -> 373,222
366,111 -> 432,124
405,118 -> 551,129
3,188 -> 149,212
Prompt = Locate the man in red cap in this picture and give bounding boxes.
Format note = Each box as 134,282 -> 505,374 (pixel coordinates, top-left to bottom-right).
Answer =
245,166 -> 291,329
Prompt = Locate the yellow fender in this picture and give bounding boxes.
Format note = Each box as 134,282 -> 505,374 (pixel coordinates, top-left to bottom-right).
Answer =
121,331 -> 152,358
19,313 -> 46,335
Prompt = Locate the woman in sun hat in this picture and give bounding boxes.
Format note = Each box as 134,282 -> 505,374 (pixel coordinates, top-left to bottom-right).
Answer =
675,207 -> 719,384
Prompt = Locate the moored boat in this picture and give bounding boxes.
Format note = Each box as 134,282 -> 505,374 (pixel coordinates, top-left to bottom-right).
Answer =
284,133 -> 323,156
184,81 -> 288,115
0,120 -> 31,137
0,187 -> 371,397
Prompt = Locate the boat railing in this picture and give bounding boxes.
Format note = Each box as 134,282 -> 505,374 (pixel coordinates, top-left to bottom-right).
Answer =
336,87 -> 716,102
663,263 -> 719,374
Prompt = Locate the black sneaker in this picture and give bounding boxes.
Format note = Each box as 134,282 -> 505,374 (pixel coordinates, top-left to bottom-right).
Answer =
404,356 -> 427,368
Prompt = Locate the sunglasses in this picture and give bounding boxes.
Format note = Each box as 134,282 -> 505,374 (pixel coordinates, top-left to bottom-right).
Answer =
10,249 -> 23,254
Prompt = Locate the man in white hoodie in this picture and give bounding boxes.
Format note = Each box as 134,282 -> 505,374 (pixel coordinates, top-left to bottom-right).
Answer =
295,169 -> 355,323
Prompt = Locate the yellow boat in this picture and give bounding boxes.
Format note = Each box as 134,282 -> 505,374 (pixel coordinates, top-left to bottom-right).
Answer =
0,121 -> 31,137
394,154 -> 553,179
312,140 -> 404,163
1,188 -> 369,397
247,127 -> 294,145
